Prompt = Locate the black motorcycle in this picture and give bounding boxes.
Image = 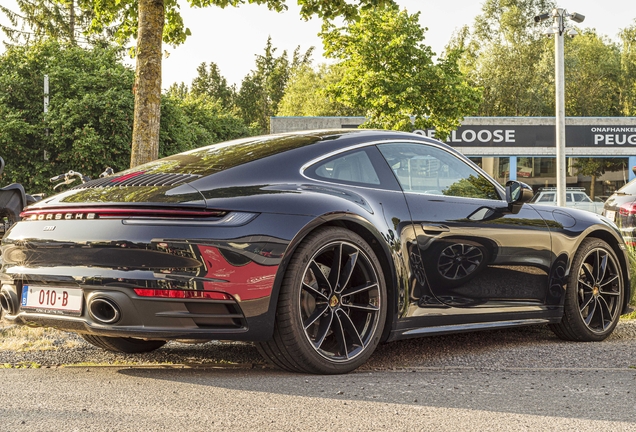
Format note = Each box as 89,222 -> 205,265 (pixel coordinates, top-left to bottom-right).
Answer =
0,157 -> 41,238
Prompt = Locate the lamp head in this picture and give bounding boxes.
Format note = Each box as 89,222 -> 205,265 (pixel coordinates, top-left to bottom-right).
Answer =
569,12 -> 585,23
534,13 -> 551,23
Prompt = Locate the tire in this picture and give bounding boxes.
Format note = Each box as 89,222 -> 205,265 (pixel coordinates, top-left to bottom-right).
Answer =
257,227 -> 387,374
549,238 -> 624,342
81,334 -> 167,353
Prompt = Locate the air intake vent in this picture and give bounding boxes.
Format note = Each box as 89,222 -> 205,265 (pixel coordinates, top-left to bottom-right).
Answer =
72,172 -> 201,189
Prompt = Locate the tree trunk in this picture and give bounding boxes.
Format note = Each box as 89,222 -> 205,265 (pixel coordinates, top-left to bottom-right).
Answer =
68,1 -> 75,44
590,174 -> 596,200
130,0 -> 164,168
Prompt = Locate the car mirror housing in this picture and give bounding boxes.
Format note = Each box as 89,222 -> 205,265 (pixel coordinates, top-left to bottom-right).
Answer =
506,180 -> 534,214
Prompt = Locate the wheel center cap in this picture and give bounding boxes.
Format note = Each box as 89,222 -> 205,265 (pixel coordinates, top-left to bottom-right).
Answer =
593,286 -> 600,297
329,295 -> 339,308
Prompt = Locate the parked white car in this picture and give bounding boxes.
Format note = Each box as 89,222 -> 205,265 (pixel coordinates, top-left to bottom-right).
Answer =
530,187 -> 604,214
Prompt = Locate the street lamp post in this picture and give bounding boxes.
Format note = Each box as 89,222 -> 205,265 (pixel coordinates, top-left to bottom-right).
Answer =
535,8 -> 584,207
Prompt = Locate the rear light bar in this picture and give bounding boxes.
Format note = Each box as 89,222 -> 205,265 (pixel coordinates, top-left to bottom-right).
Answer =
619,202 -> 636,216
20,207 -> 227,221
134,288 -> 233,300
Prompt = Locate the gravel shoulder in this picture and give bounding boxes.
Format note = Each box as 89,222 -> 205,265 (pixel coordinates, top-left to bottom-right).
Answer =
2,319 -> 636,370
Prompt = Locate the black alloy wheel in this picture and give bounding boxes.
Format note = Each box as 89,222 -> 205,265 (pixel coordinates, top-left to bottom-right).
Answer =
550,238 -> 624,341
257,227 -> 387,374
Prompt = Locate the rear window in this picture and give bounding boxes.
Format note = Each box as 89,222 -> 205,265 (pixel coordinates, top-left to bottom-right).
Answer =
313,150 -> 380,185
119,134 -> 321,176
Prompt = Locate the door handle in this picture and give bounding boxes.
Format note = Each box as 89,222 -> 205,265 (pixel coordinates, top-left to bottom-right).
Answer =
421,224 -> 450,235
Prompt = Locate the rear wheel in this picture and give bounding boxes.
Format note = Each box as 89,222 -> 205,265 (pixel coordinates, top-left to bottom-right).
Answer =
550,238 -> 624,341
257,227 -> 387,374
81,334 -> 167,353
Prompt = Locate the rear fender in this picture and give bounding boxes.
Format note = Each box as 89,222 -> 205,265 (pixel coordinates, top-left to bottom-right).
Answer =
266,212 -> 399,341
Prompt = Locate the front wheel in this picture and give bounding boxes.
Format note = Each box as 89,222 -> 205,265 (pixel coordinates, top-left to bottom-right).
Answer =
257,227 -> 387,374
549,238 -> 624,341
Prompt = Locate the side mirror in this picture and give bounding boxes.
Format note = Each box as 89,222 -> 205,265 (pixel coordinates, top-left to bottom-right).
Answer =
505,180 -> 533,214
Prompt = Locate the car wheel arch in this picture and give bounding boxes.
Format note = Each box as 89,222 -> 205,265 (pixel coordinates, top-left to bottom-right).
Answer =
266,212 -> 399,343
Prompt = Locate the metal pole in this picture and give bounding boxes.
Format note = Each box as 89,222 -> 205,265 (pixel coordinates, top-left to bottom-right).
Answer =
44,74 -> 50,161
44,74 -> 49,114
554,9 -> 566,207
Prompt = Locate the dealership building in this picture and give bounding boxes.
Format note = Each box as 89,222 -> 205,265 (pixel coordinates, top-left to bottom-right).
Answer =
270,116 -> 636,198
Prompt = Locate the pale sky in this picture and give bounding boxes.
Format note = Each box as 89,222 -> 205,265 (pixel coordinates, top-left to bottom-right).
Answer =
1,1 -> 636,88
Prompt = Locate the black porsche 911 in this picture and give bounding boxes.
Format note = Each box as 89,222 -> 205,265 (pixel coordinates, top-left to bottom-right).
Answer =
0,130 -> 631,374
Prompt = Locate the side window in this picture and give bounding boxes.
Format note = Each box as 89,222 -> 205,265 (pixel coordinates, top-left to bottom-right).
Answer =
566,193 -> 574,203
310,149 -> 380,185
377,143 -> 501,200
538,193 -> 555,202
574,193 -> 591,203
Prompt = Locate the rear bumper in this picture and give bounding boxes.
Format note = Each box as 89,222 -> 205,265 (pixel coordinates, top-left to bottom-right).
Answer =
0,282 -> 275,340
0,212 -> 316,341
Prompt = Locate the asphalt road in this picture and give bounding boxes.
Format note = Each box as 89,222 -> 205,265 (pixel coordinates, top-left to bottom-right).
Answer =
1,366 -> 635,431
1,322 -> 636,431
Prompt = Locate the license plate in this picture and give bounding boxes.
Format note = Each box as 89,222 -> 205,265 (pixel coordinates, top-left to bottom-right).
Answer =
605,210 -> 616,221
21,285 -> 83,315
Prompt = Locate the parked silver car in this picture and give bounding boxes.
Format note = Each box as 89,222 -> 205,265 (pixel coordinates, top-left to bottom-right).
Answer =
530,187 -> 604,214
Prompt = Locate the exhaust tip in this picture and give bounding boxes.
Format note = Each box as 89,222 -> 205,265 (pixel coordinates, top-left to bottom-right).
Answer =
0,287 -> 18,315
88,297 -> 121,324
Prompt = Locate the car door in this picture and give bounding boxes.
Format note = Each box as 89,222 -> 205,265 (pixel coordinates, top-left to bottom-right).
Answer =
377,141 -> 554,319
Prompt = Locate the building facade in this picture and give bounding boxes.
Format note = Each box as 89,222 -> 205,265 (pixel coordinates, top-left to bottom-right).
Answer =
270,116 -> 636,199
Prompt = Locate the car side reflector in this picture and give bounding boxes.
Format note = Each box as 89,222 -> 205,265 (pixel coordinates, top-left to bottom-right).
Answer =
134,289 -> 233,300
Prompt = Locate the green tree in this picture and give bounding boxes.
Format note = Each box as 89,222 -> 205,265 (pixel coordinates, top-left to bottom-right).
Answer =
277,63 -> 361,116
454,0 -> 626,119
0,0 -> 96,45
0,41 -> 135,193
619,21 -> 636,116
235,37 -> 313,133
170,92 -> 255,145
320,6 -> 480,138
166,81 -> 190,99
82,0 -> 397,168
534,30 -> 622,117
450,0 -> 556,116
190,61 -> 236,111
0,40 -> 251,195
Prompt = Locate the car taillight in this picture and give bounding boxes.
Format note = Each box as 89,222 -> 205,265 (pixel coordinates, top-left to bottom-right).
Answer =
20,207 -> 227,221
619,202 -> 636,216
134,289 -> 233,300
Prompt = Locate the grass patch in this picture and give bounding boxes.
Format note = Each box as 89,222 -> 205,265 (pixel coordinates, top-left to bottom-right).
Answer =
622,310 -> 636,320
0,362 -> 42,369
0,323 -> 82,352
628,245 -> 636,306
623,244 -> 636,320
63,360 -> 175,367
